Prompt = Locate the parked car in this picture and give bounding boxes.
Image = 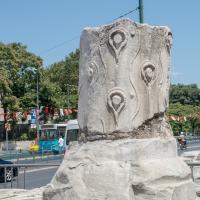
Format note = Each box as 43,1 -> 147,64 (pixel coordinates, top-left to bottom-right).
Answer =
0,159 -> 18,182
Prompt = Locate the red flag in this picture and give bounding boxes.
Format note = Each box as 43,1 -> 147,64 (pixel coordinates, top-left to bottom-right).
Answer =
22,111 -> 28,121
5,112 -> 10,120
13,112 -> 17,120
64,109 -> 69,116
44,106 -> 49,114
68,109 -> 72,114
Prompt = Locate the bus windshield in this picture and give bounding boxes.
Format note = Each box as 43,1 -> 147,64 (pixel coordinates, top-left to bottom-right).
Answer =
39,129 -> 57,140
39,124 -> 67,141
57,126 -> 67,137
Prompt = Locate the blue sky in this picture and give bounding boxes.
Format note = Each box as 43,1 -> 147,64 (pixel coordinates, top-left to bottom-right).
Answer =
0,0 -> 200,86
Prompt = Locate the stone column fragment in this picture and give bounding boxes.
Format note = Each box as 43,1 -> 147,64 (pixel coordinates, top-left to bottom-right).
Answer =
78,19 -> 172,141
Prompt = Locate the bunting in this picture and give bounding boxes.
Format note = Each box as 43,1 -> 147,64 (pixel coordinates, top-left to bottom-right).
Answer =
0,106 -> 78,121
168,115 -> 187,122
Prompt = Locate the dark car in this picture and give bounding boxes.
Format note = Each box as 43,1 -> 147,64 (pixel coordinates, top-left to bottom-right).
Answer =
0,159 -> 18,182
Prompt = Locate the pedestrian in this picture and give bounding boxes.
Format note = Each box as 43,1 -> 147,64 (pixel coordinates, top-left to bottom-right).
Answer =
58,136 -> 64,154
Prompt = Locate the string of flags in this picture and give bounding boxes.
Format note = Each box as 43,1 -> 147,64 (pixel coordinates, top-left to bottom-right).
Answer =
168,113 -> 200,122
168,115 -> 187,122
0,106 -> 78,121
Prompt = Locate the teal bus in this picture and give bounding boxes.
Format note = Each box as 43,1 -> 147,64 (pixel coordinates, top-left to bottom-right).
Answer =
38,119 -> 79,153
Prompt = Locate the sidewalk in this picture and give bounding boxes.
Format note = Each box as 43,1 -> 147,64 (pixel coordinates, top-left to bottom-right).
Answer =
0,187 -> 44,200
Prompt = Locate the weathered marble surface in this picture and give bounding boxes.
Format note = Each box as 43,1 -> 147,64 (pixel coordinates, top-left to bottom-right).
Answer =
78,18 -> 172,142
43,139 -> 196,200
43,19 -> 196,200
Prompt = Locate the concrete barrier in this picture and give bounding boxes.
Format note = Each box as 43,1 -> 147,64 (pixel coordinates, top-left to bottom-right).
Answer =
0,141 -> 33,151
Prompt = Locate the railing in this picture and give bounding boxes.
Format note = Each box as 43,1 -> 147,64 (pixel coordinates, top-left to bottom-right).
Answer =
0,162 -> 199,192
0,150 -> 64,164
185,136 -> 200,144
187,161 -> 200,182
0,163 -> 60,189
175,136 -> 200,144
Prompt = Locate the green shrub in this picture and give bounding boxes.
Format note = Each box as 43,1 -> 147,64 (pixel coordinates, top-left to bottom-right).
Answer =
20,133 -> 28,141
28,129 -> 37,140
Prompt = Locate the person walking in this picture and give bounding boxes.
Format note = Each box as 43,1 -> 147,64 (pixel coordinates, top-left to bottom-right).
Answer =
58,136 -> 64,154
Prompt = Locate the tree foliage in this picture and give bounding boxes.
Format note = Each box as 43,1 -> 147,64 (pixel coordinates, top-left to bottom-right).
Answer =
46,49 -> 79,109
0,67 -> 19,111
170,84 -> 200,105
0,43 -> 79,128
1,41 -> 200,138
168,84 -> 200,135
167,103 -> 200,135
0,42 -> 42,111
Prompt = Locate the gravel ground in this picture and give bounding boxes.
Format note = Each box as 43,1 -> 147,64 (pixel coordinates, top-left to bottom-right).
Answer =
0,187 -> 44,200
0,187 -> 199,200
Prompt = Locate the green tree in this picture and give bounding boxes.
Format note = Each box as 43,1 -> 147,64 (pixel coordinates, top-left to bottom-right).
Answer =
0,67 -> 20,112
167,102 -> 200,135
0,42 -> 42,139
170,84 -> 200,105
46,49 -> 79,113
0,42 -> 42,110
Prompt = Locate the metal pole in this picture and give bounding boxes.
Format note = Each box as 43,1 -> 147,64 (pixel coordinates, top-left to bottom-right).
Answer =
139,0 -> 144,23
4,167 -> 7,185
17,167 -> 19,188
6,128 -> 8,152
11,167 -> 13,188
67,64 -> 70,120
67,84 -> 70,120
36,70 -> 39,141
23,167 -> 26,189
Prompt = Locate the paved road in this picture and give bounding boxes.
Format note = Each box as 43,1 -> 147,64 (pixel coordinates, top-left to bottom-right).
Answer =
178,143 -> 200,156
0,154 -> 63,189
0,166 -> 58,189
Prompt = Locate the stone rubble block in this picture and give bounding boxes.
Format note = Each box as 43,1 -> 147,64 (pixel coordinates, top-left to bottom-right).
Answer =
43,138 -> 196,200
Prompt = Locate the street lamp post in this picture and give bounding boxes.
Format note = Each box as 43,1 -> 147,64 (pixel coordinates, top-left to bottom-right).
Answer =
25,67 -> 39,142
36,69 -> 39,141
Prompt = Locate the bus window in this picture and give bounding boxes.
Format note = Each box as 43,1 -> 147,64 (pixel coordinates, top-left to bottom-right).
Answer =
57,127 -> 66,138
39,129 -> 57,140
66,129 -> 79,145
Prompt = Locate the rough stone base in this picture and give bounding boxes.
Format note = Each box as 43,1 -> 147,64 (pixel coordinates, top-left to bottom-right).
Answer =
0,188 -> 44,200
43,137 -> 196,200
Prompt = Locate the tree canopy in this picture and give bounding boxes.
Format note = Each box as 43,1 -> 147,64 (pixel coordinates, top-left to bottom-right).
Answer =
169,84 -> 200,105
46,49 -> 79,110
0,42 -> 42,112
168,84 -> 200,135
1,42 -> 200,137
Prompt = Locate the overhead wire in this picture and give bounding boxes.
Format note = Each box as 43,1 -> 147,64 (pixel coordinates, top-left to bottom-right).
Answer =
37,7 -> 140,87
110,7 -> 139,22
32,8 -> 140,108
39,35 -> 79,55
40,7 -> 139,56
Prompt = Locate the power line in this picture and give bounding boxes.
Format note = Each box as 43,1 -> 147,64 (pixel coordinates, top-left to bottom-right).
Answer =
39,35 -> 79,55
111,7 -> 139,22
40,7 -> 139,56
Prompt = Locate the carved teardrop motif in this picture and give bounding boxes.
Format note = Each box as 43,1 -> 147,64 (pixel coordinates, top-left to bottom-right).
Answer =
88,62 -> 99,85
109,28 -> 128,63
107,88 -> 126,128
141,62 -> 157,87
165,31 -> 173,54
